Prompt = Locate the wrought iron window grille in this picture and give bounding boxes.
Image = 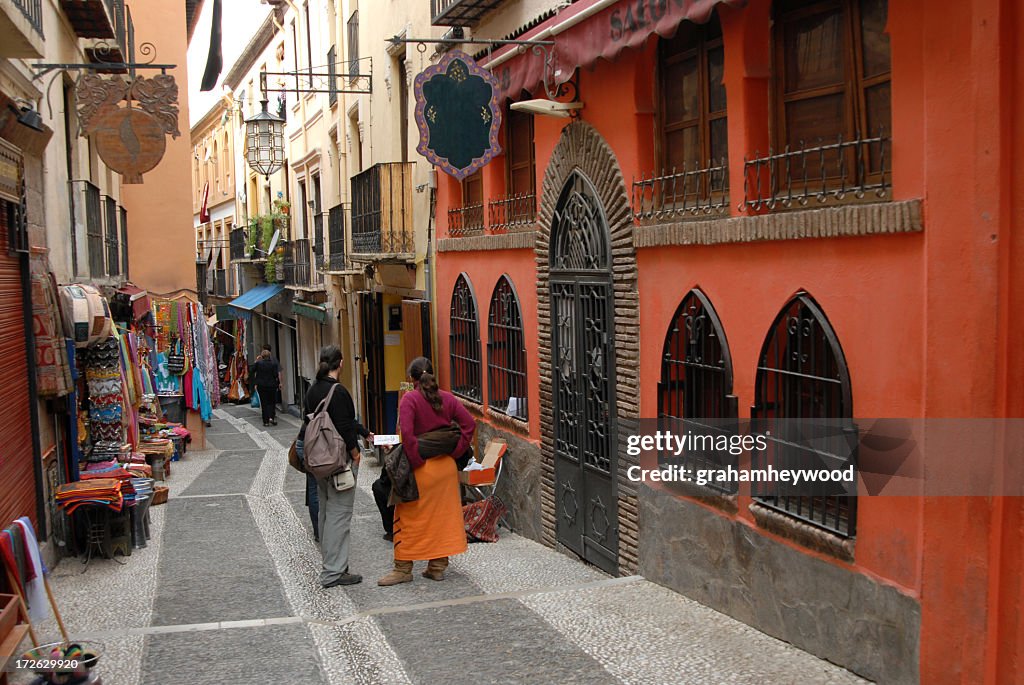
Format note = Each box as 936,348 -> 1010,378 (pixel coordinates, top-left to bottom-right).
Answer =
83,183 -> 104,277
488,193 -> 536,233
633,161 -> 730,222
14,0 -> 44,37
657,289 -> 737,494
447,203 -> 485,237
743,131 -> 891,212
350,163 -> 414,255
103,195 -> 119,277
750,293 -> 857,538
487,276 -> 527,421
449,273 -> 482,403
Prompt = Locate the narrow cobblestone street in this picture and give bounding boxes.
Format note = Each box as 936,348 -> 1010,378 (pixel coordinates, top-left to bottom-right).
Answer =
28,407 -> 868,684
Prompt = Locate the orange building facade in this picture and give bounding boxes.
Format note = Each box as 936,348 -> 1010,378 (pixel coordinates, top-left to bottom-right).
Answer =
431,0 -> 1023,682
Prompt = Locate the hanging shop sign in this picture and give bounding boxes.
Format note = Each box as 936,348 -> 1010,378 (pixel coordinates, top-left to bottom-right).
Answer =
414,50 -> 502,180
76,73 -> 181,184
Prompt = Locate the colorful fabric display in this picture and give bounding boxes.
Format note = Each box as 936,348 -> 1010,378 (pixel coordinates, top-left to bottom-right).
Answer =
56,479 -> 124,514
12,517 -> 49,622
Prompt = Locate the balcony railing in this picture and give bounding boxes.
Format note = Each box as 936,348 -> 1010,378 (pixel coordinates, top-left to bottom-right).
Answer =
327,203 -> 346,271
284,238 -> 313,287
12,0 -> 44,38
229,227 -> 247,261
84,182 -> 104,277
633,161 -> 729,222
350,162 -> 415,256
431,0 -> 507,26
743,132 -> 891,212
448,203 -> 485,237
487,193 -> 536,233
119,205 -> 128,278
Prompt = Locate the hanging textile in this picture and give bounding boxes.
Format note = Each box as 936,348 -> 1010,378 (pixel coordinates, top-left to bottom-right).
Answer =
30,257 -> 72,397
12,517 -> 48,622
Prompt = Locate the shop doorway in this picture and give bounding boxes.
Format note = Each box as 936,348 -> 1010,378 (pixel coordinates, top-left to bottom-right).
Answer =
550,171 -> 619,575
360,291 -> 386,433
289,319 -> 299,407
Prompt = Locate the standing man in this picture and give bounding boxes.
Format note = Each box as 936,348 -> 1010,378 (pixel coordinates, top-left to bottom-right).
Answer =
252,348 -> 280,426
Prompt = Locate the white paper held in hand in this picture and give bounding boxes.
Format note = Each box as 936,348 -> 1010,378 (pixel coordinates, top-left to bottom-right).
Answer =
373,434 -> 401,446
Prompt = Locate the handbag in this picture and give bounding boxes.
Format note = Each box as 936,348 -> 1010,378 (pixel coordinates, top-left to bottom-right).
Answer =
167,337 -> 185,375
464,495 -> 507,543
332,467 -> 355,492
287,440 -> 305,473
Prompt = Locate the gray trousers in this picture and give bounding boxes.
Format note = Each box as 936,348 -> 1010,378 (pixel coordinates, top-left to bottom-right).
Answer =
316,464 -> 358,585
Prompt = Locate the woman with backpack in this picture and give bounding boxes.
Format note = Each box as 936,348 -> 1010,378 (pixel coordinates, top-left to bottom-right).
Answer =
296,345 -> 363,587
378,357 -> 475,586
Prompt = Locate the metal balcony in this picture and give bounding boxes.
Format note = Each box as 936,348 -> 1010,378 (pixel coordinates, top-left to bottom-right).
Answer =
214,269 -> 227,298
229,227 -> 247,261
0,0 -> 44,57
283,238 -> 313,288
431,0 -> 507,27
326,203 -> 346,271
350,162 -> 415,259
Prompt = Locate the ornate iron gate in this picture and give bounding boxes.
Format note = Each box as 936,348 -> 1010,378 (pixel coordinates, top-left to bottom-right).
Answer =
550,171 -> 618,574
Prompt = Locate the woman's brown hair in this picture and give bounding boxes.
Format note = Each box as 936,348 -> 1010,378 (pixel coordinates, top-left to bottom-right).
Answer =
408,357 -> 442,412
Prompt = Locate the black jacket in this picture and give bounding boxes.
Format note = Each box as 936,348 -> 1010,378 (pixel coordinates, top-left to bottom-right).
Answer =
299,378 -> 366,451
251,358 -> 279,387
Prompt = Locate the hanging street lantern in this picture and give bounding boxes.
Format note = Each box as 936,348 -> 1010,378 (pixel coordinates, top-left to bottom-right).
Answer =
244,99 -> 284,178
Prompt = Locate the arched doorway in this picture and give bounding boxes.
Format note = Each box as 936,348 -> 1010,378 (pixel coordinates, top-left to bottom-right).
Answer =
550,170 -> 619,573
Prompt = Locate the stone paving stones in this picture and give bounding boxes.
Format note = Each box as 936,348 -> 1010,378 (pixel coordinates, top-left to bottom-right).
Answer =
178,450 -> 266,497
375,599 -> 620,685
150,495 -> 292,626
203,431 -> 259,451
139,624 -> 326,685
33,406 -> 872,685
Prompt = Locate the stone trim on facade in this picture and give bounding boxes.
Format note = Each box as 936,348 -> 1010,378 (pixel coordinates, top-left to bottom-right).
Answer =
484,407 -> 531,437
535,121 -> 641,576
634,200 -> 922,248
438,230 -> 538,252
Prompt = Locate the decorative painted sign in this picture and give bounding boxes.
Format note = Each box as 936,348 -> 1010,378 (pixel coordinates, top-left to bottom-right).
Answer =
414,50 -> 502,180
76,73 -> 181,184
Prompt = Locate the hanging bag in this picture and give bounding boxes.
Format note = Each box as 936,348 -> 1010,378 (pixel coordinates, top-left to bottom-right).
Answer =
167,337 -> 185,375
303,383 -> 350,479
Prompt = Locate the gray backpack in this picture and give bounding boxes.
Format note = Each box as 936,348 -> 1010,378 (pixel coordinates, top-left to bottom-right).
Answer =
304,383 -> 349,479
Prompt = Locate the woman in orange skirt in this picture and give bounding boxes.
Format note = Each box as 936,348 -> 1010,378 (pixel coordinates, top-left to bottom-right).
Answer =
378,357 -> 475,585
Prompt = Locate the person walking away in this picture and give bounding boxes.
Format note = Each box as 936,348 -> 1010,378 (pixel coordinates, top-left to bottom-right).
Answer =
298,345 -> 363,587
252,350 -> 280,426
378,357 -> 475,586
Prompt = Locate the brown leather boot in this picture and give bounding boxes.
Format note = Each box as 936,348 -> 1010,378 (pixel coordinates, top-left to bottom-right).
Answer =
377,559 -> 414,586
422,557 -> 449,581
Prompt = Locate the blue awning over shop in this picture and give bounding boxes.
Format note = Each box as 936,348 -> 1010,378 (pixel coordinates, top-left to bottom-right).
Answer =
227,283 -> 284,319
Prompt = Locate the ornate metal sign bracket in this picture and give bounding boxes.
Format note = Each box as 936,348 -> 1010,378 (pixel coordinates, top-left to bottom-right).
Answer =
388,36 -> 566,101
259,58 -> 373,97
29,43 -> 181,184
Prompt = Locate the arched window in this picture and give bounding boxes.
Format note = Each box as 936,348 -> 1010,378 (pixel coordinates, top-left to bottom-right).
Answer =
449,273 -> 482,402
658,289 -> 735,492
752,293 -> 856,537
487,275 -> 527,421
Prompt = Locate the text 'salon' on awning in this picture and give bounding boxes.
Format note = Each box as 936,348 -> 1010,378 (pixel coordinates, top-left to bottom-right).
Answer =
485,0 -> 746,99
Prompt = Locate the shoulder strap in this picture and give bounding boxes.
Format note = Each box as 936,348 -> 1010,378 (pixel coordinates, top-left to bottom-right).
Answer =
314,381 -> 341,416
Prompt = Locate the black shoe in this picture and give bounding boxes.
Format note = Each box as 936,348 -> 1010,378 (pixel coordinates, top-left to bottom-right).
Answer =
382,532 -> 393,542
323,572 -> 362,587
270,418 -> 277,426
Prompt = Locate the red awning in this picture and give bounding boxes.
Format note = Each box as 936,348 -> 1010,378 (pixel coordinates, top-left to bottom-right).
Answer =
485,0 -> 746,100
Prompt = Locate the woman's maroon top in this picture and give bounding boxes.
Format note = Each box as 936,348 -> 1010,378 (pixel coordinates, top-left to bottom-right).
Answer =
398,387 -> 476,469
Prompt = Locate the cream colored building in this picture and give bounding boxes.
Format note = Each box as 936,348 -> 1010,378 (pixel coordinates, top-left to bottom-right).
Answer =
191,98 -> 236,300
